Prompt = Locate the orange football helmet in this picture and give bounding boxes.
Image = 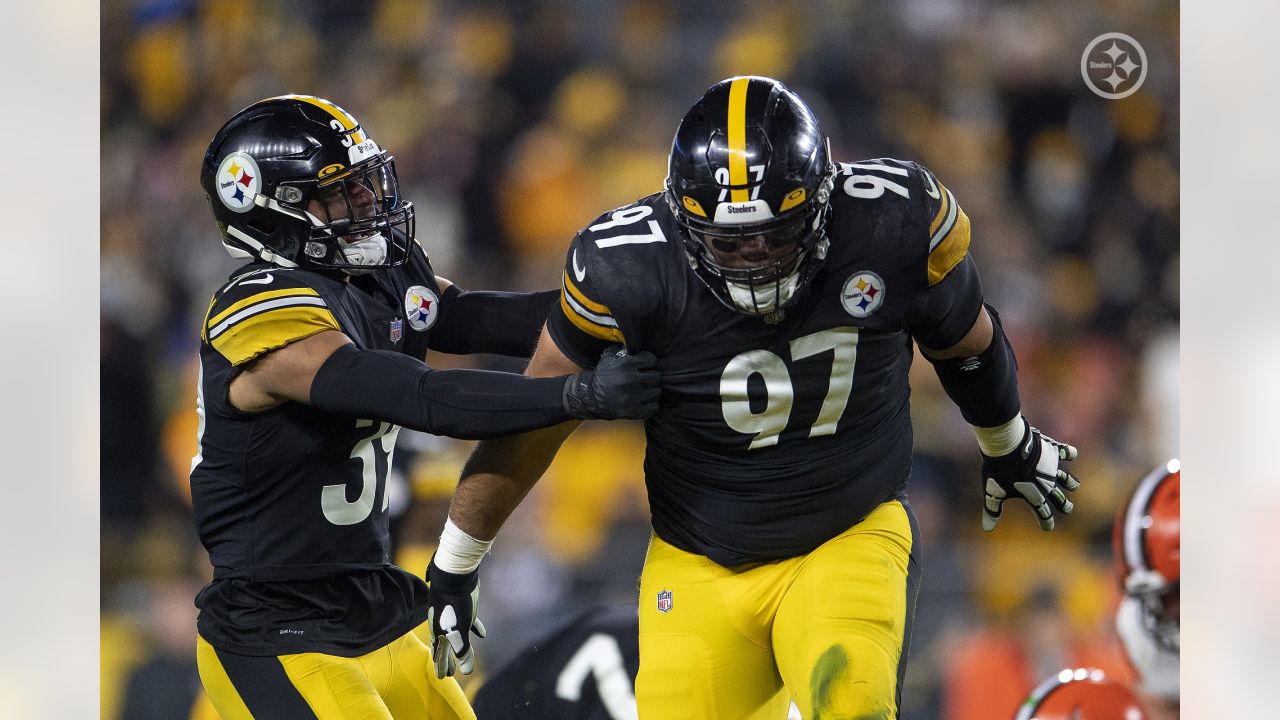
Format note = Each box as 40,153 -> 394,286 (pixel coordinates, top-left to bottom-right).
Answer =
1015,668 -> 1147,719
1112,459 -> 1180,701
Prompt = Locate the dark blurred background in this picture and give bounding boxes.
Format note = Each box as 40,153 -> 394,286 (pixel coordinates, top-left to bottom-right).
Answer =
99,1 -> 1178,718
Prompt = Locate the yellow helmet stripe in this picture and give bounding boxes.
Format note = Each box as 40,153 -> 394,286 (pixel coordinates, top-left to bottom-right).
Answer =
276,94 -> 367,145
727,78 -> 750,203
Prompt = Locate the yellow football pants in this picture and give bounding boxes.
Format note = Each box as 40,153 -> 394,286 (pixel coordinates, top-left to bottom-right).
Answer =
196,621 -> 475,719
635,499 -> 920,720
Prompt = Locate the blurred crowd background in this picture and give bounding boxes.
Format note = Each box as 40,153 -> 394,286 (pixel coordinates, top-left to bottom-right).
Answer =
99,0 -> 1178,718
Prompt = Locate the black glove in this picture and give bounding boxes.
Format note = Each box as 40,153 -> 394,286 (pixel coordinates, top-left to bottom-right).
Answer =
563,346 -> 661,420
426,557 -> 486,678
980,418 -> 1080,531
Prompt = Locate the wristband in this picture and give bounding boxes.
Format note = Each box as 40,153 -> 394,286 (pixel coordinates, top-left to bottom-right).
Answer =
434,518 -> 493,574
972,413 -> 1026,456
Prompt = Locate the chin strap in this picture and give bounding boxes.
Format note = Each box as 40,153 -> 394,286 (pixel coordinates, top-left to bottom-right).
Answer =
224,226 -> 300,267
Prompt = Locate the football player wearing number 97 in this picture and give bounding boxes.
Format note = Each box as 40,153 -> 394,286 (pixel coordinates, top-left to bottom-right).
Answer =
433,76 -> 1079,719
189,95 -> 659,720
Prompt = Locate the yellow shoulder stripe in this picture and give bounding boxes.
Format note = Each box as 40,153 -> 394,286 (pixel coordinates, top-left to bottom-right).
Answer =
208,287 -> 322,331
563,272 -> 610,315
560,272 -> 624,343
927,204 -> 971,286
560,294 -> 624,343
209,305 -> 340,366
199,294 -> 219,344
928,182 -> 952,237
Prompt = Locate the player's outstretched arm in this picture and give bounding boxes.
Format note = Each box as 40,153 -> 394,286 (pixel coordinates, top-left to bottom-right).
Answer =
428,326 -> 594,678
228,328 -> 659,439
428,276 -> 560,358
921,305 -> 1080,532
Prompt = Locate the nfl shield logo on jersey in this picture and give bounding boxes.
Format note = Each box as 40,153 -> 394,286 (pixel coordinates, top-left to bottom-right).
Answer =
657,589 -> 673,614
389,318 -> 403,343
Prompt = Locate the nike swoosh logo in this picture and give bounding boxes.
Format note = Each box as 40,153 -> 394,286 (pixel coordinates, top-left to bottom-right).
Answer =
921,171 -> 941,200
572,249 -> 587,283
240,273 -> 274,286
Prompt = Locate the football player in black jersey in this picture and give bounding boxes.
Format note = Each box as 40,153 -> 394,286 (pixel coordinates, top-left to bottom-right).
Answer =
472,605 -> 641,720
429,76 -> 1080,719
190,95 -> 660,720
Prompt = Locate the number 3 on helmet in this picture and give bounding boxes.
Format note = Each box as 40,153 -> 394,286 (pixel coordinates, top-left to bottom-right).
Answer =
199,94 -> 415,275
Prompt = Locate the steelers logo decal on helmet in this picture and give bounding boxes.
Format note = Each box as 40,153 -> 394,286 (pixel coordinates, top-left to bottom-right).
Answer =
405,285 -> 440,331
216,152 -> 262,213
841,272 -> 886,318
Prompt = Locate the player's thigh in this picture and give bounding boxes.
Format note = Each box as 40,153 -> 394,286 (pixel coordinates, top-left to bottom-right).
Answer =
380,622 -> 475,720
635,535 -> 791,720
196,635 -> 353,719
772,499 -> 921,720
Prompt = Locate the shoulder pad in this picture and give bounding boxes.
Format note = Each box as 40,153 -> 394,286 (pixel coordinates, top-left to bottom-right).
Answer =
845,158 -> 972,285
202,268 -> 340,365
558,194 -> 672,345
829,158 -> 971,286
911,162 -> 972,286
830,157 -> 919,212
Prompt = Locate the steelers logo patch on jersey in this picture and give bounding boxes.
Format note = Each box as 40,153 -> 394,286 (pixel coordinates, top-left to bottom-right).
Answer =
216,152 -> 262,213
404,285 -> 439,331
840,271 -> 886,318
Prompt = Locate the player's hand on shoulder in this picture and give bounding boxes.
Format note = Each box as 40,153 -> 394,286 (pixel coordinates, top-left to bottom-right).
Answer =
426,557 -> 487,678
562,346 -> 661,420
979,417 -> 1079,531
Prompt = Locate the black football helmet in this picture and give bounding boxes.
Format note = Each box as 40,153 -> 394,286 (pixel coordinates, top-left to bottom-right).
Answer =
200,94 -> 414,274
665,76 -> 835,321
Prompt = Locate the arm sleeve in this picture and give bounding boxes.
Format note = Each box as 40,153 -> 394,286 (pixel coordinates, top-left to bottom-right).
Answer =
924,304 -> 1022,428
429,285 -> 560,357
908,254 -> 985,351
310,344 -> 571,439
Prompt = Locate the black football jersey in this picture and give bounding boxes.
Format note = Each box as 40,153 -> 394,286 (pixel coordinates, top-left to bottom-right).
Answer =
472,606 -> 641,720
547,159 -> 982,567
191,240 -> 456,656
